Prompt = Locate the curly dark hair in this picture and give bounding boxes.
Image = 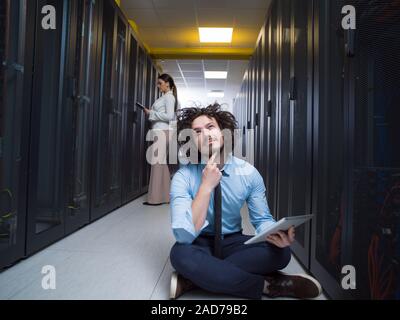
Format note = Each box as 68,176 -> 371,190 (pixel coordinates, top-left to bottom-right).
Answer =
176,103 -> 238,147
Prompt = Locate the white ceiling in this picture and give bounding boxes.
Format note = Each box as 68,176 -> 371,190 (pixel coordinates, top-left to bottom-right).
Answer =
157,59 -> 249,111
120,0 -> 271,49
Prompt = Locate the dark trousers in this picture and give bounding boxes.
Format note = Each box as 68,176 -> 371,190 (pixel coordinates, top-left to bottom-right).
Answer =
170,232 -> 291,299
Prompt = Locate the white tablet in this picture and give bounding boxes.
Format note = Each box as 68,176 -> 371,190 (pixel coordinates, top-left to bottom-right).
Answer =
244,214 -> 314,245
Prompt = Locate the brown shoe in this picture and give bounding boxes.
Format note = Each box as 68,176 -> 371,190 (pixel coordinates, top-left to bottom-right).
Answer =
170,271 -> 196,299
264,272 -> 322,299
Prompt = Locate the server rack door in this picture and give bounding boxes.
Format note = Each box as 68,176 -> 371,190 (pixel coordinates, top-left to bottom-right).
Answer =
0,0 -> 28,268
348,0 -> 400,299
242,71 -> 249,160
310,0 -> 349,299
254,39 -> 264,176
140,56 -> 153,192
136,47 -> 147,194
123,33 -> 140,203
284,0 -> 314,266
25,0 -> 68,254
63,0 -> 98,234
112,15 -> 127,198
91,0 -> 121,220
263,4 -> 279,217
275,0 -> 291,221
257,31 -> 266,181
246,60 -> 254,165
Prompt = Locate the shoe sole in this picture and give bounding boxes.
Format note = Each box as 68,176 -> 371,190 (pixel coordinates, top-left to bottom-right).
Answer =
278,271 -> 323,298
170,272 -> 178,299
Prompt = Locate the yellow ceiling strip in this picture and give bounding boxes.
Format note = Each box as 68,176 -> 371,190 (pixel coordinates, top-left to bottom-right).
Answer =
150,47 -> 254,60
114,0 -> 121,7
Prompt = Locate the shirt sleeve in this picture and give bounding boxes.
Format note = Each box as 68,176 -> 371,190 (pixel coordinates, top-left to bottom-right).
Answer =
170,168 -> 209,244
149,94 -> 175,122
246,169 -> 276,235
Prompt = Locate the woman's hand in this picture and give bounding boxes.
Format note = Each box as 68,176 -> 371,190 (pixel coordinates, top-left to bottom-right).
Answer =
266,226 -> 295,248
143,108 -> 151,116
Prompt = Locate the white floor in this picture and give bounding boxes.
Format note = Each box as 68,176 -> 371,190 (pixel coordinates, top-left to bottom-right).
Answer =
0,195 -> 327,300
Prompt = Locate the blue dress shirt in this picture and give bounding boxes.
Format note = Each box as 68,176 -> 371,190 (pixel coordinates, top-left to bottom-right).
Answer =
170,155 -> 276,244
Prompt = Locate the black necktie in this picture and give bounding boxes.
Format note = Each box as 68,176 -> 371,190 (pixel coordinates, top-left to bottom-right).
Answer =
213,183 -> 222,259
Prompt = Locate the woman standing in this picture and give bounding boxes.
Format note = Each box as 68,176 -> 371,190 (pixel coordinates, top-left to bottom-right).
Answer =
142,74 -> 177,205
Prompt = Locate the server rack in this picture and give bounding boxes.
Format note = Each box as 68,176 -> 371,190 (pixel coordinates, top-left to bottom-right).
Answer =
0,0 -> 28,268
25,0 -> 69,254
234,0 -> 400,299
0,0 -> 159,269
63,0 -> 98,234
122,31 -> 140,204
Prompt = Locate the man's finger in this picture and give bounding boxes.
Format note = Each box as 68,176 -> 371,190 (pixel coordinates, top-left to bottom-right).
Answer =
277,231 -> 289,241
207,152 -> 218,165
288,226 -> 295,242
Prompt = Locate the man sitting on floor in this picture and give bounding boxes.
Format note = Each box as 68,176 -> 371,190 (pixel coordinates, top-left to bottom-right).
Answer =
168,103 -> 322,299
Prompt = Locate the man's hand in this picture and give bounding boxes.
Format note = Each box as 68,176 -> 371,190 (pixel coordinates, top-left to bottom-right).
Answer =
201,153 -> 222,192
266,226 -> 295,248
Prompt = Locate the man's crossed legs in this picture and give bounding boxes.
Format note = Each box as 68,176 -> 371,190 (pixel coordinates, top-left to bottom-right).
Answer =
170,232 -> 321,299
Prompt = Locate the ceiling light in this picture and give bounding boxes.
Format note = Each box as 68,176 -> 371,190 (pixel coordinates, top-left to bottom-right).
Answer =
204,71 -> 228,79
207,91 -> 225,98
199,28 -> 233,43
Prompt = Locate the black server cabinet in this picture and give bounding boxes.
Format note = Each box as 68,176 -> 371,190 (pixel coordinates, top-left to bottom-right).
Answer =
25,0 -> 69,254
141,57 -> 153,192
310,0 -> 350,299
0,0 -> 28,269
346,0 -> 400,300
263,4 -> 279,217
253,35 -> 265,178
122,32 -> 141,203
275,0 -> 291,224
311,0 -> 400,299
91,0 -> 123,220
281,0 -> 314,266
63,0 -> 99,234
136,47 -> 147,194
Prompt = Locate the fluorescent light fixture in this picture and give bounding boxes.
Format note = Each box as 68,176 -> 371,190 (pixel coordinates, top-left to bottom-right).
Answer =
207,91 -> 225,98
204,71 -> 228,79
199,28 -> 233,43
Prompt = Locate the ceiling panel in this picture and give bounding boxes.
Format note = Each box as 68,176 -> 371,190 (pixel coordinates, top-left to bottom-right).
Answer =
206,79 -> 226,88
124,9 -> 161,27
233,9 -> 267,27
164,27 -> 200,46
182,71 -> 204,78
156,9 -> 197,27
152,0 -> 195,9
228,0 -> 272,9
196,8 -> 235,27
121,0 -> 154,9
204,60 -> 228,70
193,0 -> 229,8
232,28 -> 260,47
179,63 -> 203,72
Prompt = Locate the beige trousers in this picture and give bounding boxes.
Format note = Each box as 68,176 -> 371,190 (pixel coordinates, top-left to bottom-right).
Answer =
147,129 -> 171,204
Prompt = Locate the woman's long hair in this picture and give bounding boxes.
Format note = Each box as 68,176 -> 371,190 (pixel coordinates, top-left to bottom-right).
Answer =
158,73 -> 178,112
